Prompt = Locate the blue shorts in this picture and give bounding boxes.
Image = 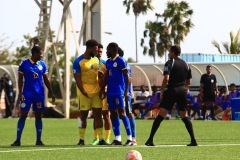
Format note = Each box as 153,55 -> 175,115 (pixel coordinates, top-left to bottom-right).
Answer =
107,95 -> 125,110
221,102 -> 231,110
125,96 -> 132,115
20,93 -> 45,112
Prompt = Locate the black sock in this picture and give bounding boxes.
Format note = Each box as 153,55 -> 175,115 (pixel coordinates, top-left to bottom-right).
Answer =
202,106 -> 206,120
182,117 -> 196,142
148,115 -> 164,141
210,106 -> 214,118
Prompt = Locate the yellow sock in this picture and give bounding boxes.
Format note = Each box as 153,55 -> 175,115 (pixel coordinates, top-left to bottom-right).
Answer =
94,129 -> 99,139
79,128 -> 86,139
105,130 -> 111,141
96,128 -> 103,140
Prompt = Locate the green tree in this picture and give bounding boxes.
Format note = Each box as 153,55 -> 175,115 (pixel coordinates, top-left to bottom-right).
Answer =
212,29 -> 240,54
123,0 -> 154,63
141,1 -> 194,62
0,34 -> 14,64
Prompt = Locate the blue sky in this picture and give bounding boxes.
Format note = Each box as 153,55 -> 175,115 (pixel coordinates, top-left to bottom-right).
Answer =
0,0 -> 240,63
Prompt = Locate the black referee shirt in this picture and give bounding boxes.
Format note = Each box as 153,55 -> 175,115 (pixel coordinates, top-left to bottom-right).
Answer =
163,58 -> 192,87
200,73 -> 217,92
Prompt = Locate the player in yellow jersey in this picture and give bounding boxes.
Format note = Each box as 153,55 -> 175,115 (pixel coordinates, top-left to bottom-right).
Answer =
73,39 -> 104,145
91,44 -> 111,145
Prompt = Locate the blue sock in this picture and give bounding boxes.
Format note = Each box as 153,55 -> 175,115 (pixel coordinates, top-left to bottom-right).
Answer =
129,117 -> 136,138
17,117 -> 26,140
122,116 -> 132,136
139,108 -> 143,115
35,118 -> 43,141
111,117 -> 121,136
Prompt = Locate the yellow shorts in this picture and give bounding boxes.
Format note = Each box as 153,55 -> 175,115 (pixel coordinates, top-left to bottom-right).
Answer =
78,92 -> 103,111
102,98 -> 108,111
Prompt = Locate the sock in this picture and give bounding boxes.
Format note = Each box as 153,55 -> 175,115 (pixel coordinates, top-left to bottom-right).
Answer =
148,115 -> 164,141
79,128 -> 86,140
17,117 -> 26,140
96,128 -> 103,140
111,117 -> 121,137
105,130 -> 111,141
202,106 -> 206,120
121,116 -> 132,138
94,129 -> 99,140
139,108 -> 143,116
35,118 -> 43,141
210,106 -> 214,118
182,117 -> 196,142
129,117 -> 136,139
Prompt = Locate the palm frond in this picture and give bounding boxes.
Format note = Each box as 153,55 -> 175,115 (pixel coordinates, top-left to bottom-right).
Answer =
212,40 -> 222,54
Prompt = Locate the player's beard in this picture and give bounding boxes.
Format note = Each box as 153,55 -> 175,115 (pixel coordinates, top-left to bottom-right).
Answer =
90,51 -> 95,58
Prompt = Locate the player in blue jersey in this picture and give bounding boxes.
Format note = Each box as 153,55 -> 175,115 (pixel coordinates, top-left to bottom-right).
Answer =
11,46 -> 55,146
100,42 -> 132,146
118,47 -> 137,146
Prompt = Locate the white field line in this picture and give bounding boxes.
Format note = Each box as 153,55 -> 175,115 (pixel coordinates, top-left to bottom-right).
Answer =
1,143 -> 240,153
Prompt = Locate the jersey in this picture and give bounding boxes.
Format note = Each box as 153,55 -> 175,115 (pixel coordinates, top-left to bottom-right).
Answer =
18,58 -> 48,97
106,55 -> 127,96
163,58 -> 192,88
200,73 -> 217,93
123,58 -> 133,97
73,55 -> 100,94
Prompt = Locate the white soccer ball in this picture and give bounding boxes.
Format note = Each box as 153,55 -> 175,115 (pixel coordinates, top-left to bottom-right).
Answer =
125,150 -> 142,160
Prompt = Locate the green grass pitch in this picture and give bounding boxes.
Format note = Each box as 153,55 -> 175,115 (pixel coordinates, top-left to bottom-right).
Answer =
0,118 -> 239,160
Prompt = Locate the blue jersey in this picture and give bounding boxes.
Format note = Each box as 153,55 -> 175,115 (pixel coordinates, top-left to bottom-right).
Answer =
123,58 -> 133,97
106,55 -> 127,96
18,58 -> 47,96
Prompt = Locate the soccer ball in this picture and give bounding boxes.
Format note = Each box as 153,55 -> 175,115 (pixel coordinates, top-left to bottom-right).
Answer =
125,150 -> 142,160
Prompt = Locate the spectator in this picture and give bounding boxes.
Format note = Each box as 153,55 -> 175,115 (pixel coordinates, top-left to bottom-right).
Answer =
141,85 -> 161,119
132,85 -> 149,118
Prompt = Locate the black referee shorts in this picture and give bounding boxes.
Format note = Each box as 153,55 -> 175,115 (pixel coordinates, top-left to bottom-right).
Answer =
159,86 -> 188,111
202,91 -> 215,102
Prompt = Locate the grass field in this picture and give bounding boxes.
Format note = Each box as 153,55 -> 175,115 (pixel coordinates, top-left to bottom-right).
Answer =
0,118 -> 240,160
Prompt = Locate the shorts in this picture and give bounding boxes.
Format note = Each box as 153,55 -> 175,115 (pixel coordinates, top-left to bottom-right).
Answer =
20,93 -> 45,112
102,98 -> 108,111
78,92 -> 103,111
202,92 -> 215,102
125,96 -> 132,115
107,95 -> 125,110
221,102 -> 231,110
159,86 -> 187,111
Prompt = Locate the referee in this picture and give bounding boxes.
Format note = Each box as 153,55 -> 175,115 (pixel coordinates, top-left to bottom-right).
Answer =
200,65 -> 218,120
145,45 -> 197,146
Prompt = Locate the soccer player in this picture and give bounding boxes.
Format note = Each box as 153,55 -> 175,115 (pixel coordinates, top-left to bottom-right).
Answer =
118,47 -> 137,145
200,65 -> 219,120
145,45 -> 197,146
100,42 -> 132,146
91,43 -> 111,145
11,46 -> 55,146
73,39 -> 104,145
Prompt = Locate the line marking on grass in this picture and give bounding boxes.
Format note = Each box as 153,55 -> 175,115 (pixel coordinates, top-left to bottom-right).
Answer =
1,144 -> 240,153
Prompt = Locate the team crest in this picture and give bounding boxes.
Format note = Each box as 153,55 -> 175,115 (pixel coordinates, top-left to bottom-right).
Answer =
115,98 -> 120,105
21,103 -> 26,108
38,65 -> 43,70
113,62 -> 117,67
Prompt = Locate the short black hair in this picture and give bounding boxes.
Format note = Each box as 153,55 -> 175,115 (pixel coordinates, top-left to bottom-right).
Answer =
98,43 -> 103,49
206,65 -> 212,69
230,83 -> 236,87
107,42 -> 118,53
118,47 -> 124,57
86,39 -> 98,49
31,46 -> 42,55
170,45 -> 181,55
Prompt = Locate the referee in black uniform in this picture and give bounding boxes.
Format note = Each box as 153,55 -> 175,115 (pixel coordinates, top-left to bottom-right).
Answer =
145,45 -> 197,146
200,65 -> 218,120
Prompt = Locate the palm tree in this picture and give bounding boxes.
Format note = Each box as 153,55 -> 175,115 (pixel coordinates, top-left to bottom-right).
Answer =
212,29 -> 240,54
123,0 -> 154,62
141,1 -> 194,62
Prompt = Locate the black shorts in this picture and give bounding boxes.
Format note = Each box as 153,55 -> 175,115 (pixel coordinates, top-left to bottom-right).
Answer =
202,92 -> 215,102
159,86 -> 187,111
